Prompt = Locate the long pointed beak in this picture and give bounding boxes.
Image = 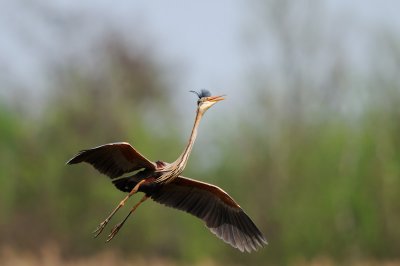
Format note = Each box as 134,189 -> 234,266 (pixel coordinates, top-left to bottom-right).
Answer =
208,95 -> 226,102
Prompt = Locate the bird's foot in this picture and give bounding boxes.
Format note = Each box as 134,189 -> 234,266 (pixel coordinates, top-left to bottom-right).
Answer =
106,222 -> 123,242
93,219 -> 109,238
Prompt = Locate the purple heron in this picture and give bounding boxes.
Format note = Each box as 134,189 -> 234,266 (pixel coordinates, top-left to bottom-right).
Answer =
67,90 -> 267,252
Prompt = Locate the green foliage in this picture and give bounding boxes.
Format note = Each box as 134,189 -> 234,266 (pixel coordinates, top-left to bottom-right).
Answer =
1,40 -> 400,265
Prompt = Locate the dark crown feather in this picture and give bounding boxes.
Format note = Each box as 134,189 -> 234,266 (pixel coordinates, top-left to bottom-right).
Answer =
190,89 -> 211,98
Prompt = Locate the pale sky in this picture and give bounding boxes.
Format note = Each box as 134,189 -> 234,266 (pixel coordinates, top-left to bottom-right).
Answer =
0,0 -> 399,104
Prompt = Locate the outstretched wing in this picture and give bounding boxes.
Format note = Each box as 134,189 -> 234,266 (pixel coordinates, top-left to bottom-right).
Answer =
66,142 -> 156,179
149,176 -> 267,252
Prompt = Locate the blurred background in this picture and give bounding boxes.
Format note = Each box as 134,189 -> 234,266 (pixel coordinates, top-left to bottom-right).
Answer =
1,0 -> 400,265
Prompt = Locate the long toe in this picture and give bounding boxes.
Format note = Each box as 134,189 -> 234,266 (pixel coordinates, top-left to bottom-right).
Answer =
106,223 -> 122,242
93,220 -> 108,238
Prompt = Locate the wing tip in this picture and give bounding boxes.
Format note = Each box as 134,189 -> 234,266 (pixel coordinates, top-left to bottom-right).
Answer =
66,150 -> 86,165
209,225 -> 267,253
66,157 -> 77,165
239,235 -> 268,253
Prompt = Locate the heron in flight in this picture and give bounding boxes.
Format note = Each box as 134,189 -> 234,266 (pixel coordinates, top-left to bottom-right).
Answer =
67,89 -> 267,252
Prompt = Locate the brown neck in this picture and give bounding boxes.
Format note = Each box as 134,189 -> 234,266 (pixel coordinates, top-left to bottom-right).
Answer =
173,108 -> 203,170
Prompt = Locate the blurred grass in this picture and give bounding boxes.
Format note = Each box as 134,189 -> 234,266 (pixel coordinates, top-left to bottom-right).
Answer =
1,245 -> 400,266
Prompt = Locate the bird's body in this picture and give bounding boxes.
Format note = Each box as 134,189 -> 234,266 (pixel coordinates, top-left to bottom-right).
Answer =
67,90 -> 267,252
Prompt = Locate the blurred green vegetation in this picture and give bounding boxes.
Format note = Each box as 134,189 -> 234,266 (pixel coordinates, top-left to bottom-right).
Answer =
1,4 -> 400,266
1,45 -> 400,265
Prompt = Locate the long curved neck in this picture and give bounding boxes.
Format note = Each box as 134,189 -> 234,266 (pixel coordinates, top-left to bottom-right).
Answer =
173,108 -> 203,170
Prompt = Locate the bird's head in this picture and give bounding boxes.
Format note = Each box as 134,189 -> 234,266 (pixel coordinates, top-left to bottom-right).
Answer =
190,89 -> 225,114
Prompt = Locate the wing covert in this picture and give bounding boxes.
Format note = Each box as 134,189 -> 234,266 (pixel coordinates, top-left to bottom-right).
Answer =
67,142 -> 156,179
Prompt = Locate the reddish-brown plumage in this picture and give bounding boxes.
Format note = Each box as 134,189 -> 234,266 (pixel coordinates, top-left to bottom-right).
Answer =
67,91 -> 267,252
172,177 -> 240,209
68,143 -> 267,252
